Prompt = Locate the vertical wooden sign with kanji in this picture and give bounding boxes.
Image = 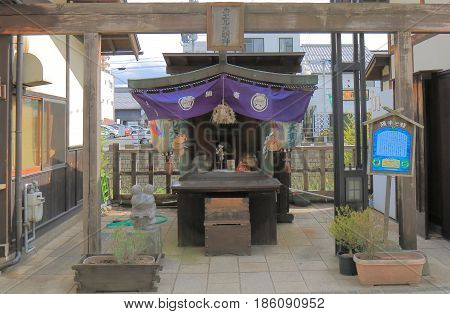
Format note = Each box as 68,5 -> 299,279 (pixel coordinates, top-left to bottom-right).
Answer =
207,3 -> 244,51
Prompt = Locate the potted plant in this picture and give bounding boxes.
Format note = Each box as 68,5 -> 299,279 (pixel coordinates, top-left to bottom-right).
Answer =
329,206 -> 359,276
352,208 -> 426,285
72,228 -> 163,293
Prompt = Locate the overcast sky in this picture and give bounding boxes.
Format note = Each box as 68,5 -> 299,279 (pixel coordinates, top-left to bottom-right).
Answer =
110,0 -> 388,86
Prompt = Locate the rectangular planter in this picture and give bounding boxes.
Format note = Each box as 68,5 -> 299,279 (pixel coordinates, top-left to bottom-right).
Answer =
354,251 -> 425,286
72,253 -> 163,293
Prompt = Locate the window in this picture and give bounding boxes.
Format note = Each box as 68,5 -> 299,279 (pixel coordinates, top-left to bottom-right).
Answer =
12,96 -> 66,175
42,100 -> 66,167
279,38 -> 294,52
243,38 -> 264,53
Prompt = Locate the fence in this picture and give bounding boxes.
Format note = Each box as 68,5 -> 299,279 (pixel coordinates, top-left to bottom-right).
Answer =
106,143 -> 356,201
289,145 -> 356,196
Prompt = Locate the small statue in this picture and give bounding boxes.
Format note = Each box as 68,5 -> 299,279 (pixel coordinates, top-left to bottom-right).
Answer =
130,184 -> 157,230
216,144 -> 224,169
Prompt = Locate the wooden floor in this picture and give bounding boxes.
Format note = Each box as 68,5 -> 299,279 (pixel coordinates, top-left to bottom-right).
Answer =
1,203 -> 450,294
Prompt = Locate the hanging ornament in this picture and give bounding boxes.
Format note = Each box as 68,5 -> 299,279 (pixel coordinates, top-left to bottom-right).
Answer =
164,154 -> 175,175
211,101 -> 236,124
172,133 -> 187,156
283,150 -> 292,174
212,74 -> 236,125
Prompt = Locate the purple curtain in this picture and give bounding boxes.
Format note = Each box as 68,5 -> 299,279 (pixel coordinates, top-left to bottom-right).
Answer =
131,75 -> 314,123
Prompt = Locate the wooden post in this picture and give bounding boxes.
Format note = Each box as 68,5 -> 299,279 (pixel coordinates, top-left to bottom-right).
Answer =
165,154 -> 171,194
394,32 -> 417,250
383,176 -> 392,244
131,152 -> 137,186
302,151 -> 308,191
112,143 -> 120,201
319,149 -> 326,192
83,32 -> 102,254
0,35 -> 10,258
148,150 -> 153,184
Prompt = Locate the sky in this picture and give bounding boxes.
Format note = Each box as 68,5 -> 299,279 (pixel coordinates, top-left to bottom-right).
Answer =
110,0 -> 388,86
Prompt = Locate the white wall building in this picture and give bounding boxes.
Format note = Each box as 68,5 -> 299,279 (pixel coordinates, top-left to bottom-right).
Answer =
182,33 -> 301,53
300,44 -> 382,136
101,70 -> 115,123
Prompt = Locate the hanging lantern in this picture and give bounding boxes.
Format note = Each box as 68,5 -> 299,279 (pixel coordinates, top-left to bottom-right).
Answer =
211,101 -> 236,124
264,132 -> 282,152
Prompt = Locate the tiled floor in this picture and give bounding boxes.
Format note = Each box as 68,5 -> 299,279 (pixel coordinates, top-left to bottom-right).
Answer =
1,203 -> 450,294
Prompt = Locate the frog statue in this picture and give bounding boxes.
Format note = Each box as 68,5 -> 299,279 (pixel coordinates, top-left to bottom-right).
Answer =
130,184 -> 157,230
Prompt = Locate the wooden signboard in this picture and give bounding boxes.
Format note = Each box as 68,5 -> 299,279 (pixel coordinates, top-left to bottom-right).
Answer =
366,109 -> 423,177
207,3 -> 244,51
364,108 -> 423,242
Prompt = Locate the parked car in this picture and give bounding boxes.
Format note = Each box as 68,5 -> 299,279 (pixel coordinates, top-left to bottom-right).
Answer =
101,125 -> 119,139
128,125 -> 146,135
132,129 -> 151,144
108,124 -> 127,137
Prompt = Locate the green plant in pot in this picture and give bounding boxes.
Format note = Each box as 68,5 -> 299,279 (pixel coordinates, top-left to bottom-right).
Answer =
72,227 -> 163,293
329,206 -> 360,276
352,208 -> 426,286
111,228 -> 153,264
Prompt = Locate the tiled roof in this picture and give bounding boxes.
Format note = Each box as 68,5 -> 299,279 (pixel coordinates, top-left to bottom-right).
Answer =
300,44 -> 373,74
114,90 -> 141,110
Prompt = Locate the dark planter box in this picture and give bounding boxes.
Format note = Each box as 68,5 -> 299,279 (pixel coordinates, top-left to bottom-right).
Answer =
72,253 -> 163,293
338,253 -> 357,276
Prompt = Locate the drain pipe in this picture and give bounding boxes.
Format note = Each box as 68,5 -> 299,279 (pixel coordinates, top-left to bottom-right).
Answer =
0,35 -> 23,271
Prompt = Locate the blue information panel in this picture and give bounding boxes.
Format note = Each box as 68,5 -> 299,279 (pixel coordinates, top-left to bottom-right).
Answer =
371,126 -> 412,174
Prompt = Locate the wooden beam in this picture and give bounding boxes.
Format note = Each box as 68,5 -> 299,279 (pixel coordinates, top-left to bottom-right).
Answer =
394,32 -> 417,250
82,32 -> 102,255
0,3 -> 449,34
128,34 -> 140,61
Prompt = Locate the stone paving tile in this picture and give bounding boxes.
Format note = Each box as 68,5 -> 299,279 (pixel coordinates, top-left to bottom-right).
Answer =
5,275 -> 75,294
179,263 -> 209,274
308,238 -> 335,253
21,249 -> 54,265
181,252 -> 210,265
2,264 -> 36,279
156,273 -> 177,294
240,272 -> 274,294
208,272 -> 240,284
250,246 -> 265,256
0,277 -> 21,293
207,283 -> 240,294
274,281 -> 309,294
239,262 -> 269,272
48,236 -> 83,258
297,260 -> 328,271
291,246 -> 323,262
172,273 -> 207,294
2,203 -> 450,294
262,245 -> 291,255
238,255 -> 266,263
34,256 -> 76,276
209,256 -> 239,273
422,248 -> 450,265
161,255 -> 181,274
270,271 -> 304,283
302,227 -> 330,239
300,270 -> 340,293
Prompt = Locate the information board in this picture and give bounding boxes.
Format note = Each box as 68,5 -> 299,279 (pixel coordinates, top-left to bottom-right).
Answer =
368,115 -> 416,177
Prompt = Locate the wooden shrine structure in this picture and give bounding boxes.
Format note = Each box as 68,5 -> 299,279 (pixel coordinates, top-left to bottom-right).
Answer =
1,2 -> 450,253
